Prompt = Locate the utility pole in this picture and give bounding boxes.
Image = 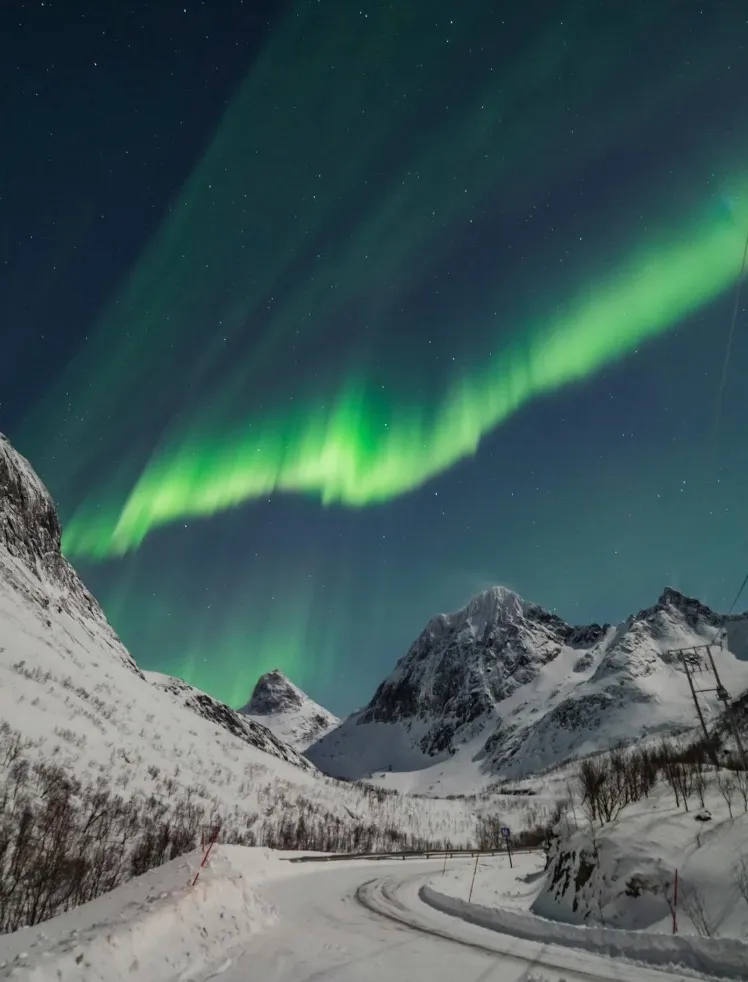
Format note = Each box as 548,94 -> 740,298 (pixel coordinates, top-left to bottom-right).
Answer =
705,645 -> 748,772
678,650 -> 717,765
671,643 -> 746,770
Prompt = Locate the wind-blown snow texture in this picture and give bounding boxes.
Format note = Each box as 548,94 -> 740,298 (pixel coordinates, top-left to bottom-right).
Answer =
241,669 -> 339,751
307,585 -> 748,793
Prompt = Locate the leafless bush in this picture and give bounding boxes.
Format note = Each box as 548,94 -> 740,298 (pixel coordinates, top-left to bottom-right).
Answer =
0,718 -> 481,932
716,770 -> 737,819
681,883 -> 717,937
575,746 -> 658,826
0,725 -> 207,934
735,857 -> 748,905
734,768 -> 748,813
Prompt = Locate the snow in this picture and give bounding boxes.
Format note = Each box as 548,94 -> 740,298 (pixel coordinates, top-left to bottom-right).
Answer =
0,847 -> 281,982
415,777 -> 748,979
3,839 -> 746,981
0,543 -> 487,848
5,433 -> 748,980
422,879 -> 748,980
9,847 -> 702,982
218,856 -> 723,981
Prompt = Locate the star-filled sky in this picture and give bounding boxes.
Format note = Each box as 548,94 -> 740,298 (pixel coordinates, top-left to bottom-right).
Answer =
2,0 -> 748,714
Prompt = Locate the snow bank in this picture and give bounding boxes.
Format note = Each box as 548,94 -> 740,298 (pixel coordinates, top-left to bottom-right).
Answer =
0,847 -> 279,982
537,784 -> 748,939
421,883 -> 748,980
435,852 -> 546,911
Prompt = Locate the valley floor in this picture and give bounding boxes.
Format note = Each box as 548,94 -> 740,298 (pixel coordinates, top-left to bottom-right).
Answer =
4,848 -> 744,982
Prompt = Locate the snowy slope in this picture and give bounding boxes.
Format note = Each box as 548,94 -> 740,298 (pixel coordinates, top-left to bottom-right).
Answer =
241,669 -> 339,751
148,672 -> 315,768
0,434 -> 492,857
307,585 -> 748,794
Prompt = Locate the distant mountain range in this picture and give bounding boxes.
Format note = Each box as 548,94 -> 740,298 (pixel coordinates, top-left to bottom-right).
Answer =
282,584 -> 748,794
3,429 -> 747,808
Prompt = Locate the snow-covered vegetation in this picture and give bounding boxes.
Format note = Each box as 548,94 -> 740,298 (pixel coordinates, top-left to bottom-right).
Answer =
538,738 -> 748,942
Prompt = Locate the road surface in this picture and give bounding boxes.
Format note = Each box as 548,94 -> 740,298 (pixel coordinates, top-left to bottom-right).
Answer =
209,859 -> 694,982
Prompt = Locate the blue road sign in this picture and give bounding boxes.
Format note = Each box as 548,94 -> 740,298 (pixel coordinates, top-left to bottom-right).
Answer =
500,826 -> 511,839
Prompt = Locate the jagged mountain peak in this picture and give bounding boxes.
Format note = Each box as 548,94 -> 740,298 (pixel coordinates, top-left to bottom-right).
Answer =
357,586 -> 579,747
630,586 -> 725,638
0,434 -> 142,677
243,669 -> 306,714
425,584 -> 528,636
461,585 -> 526,625
241,670 -> 339,751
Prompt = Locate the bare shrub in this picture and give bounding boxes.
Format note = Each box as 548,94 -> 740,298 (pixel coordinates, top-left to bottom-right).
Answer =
681,883 -> 717,937
735,856 -> 748,905
716,770 -> 737,820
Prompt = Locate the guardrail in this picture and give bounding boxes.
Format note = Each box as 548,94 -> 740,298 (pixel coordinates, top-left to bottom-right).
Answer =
284,846 -> 539,863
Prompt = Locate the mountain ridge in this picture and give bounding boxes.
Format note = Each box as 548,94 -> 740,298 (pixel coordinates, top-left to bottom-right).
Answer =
304,583 -> 748,793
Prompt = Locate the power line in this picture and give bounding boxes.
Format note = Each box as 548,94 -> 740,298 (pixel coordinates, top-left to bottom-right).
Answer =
727,569 -> 748,616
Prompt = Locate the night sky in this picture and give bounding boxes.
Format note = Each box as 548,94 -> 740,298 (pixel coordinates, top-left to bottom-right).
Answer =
2,1 -> 748,715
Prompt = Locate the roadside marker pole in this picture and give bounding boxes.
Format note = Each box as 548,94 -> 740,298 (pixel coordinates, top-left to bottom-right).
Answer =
500,826 -> 513,869
672,869 -> 678,934
192,824 -> 220,887
468,853 -> 480,902
442,853 -> 448,876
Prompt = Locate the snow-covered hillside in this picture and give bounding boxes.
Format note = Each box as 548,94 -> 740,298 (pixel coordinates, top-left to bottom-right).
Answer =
538,783 -> 748,939
241,669 -> 339,751
307,585 -> 748,794
0,434 -> 500,867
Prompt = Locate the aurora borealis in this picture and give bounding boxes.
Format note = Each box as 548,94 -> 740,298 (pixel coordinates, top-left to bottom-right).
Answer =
3,1 -> 748,711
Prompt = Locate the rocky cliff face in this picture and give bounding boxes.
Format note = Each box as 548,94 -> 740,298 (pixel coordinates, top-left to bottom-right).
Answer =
359,586 -> 607,756
0,433 -> 143,677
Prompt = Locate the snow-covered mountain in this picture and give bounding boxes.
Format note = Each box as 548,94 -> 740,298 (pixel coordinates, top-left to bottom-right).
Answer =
241,669 -> 339,751
306,585 -> 748,793
0,433 -> 482,849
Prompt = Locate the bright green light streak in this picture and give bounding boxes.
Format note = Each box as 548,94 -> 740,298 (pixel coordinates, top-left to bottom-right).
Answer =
62,186 -> 748,557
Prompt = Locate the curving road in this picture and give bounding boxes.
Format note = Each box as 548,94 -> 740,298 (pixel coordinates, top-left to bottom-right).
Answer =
209,859 -> 693,982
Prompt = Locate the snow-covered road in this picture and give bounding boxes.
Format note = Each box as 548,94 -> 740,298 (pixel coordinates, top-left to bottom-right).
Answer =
211,859 -> 695,982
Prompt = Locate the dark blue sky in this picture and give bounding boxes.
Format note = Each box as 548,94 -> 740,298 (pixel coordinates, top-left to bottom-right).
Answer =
2,0 -> 747,714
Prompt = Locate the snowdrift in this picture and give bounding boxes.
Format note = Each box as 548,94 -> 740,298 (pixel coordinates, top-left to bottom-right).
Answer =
421,883 -> 748,980
0,847 -> 279,982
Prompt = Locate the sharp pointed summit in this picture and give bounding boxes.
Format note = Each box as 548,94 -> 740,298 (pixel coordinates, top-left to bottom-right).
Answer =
242,669 -> 339,751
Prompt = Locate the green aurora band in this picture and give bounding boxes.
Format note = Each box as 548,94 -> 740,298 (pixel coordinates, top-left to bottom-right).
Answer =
18,0 -> 745,560
63,184 -> 748,557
